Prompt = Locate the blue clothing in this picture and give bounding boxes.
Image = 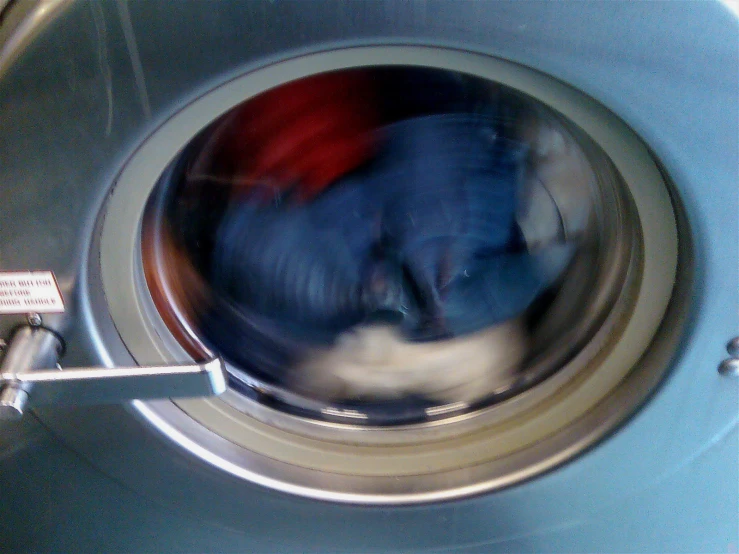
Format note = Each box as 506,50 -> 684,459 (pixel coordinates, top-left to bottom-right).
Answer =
199,114 -> 572,384
361,115 -> 528,338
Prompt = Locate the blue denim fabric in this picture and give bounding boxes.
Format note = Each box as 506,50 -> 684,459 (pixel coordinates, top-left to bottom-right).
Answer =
359,115 -> 528,338
200,114 -> 571,382
209,201 -> 368,335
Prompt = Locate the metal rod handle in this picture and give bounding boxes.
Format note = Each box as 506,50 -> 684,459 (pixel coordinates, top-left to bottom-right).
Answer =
0,324 -> 227,420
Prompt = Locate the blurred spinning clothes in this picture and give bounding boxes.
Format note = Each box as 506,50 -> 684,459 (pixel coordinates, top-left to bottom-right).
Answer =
193,71 -> 570,387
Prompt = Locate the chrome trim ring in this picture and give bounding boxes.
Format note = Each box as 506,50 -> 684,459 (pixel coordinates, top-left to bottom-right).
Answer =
97,46 -> 682,504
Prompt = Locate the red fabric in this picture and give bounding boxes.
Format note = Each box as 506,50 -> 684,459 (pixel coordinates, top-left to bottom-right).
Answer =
226,70 -> 378,201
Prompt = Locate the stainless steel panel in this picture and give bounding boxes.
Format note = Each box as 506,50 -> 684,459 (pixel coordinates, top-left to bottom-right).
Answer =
0,1 -> 736,552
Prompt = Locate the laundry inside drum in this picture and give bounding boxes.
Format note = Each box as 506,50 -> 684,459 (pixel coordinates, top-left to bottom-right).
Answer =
141,67 -> 634,426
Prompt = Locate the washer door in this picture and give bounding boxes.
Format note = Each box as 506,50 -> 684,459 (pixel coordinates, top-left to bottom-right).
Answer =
95,49 -> 680,504
0,1 -> 737,552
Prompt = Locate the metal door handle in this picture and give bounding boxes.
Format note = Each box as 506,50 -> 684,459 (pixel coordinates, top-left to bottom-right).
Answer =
0,320 -> 227,420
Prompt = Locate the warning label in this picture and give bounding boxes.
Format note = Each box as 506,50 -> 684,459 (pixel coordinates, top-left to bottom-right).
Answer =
0,271 -> 65,314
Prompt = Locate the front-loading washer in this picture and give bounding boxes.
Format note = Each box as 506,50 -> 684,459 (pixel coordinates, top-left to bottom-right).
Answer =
0,1 -> 737,552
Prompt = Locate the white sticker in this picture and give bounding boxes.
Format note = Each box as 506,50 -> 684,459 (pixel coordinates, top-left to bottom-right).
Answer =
0,271 -> 65,314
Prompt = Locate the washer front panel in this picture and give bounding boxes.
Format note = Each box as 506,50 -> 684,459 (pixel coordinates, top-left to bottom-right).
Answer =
98,46 -> 678,502
0,1 -> 736,551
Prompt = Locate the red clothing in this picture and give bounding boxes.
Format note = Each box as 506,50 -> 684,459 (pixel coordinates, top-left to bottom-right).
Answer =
225,70 -> 378,201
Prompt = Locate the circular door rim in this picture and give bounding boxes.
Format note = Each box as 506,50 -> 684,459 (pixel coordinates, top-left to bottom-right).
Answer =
96,46 -> 681,504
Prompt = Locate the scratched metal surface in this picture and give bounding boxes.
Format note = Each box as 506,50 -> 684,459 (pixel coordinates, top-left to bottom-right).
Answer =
0,1 -> 737,552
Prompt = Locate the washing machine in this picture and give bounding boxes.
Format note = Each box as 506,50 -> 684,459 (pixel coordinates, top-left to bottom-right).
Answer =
0,1 -> 737,552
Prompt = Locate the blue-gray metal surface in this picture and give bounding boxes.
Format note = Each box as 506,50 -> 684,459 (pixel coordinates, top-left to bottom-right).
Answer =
0,1 -> 737,552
